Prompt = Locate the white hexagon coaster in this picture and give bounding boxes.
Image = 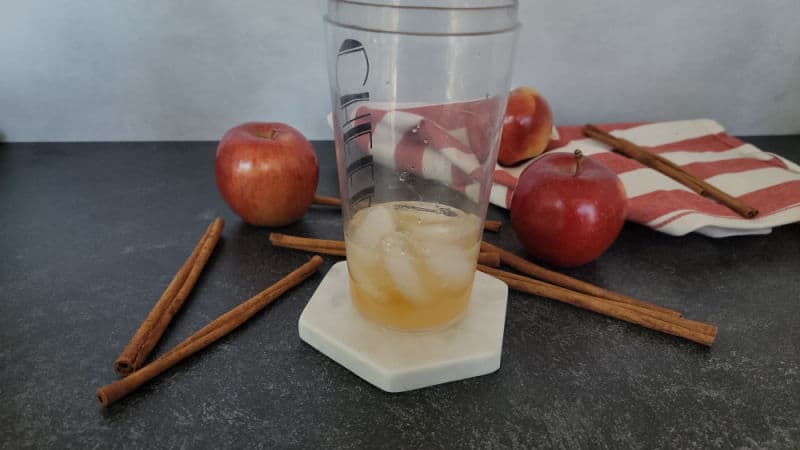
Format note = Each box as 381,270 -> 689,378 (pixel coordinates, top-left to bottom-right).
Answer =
298,261 -> 508,392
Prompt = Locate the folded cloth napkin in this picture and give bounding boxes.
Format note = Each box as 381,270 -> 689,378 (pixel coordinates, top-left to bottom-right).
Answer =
493,120 -> 800,237
332,106 -> 800,237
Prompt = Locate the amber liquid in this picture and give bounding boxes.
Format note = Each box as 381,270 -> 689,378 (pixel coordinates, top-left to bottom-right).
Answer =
345,201 -> 481,331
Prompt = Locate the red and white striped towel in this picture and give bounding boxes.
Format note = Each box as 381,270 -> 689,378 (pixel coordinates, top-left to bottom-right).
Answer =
494,120 -> 800,237
332,105 -> 800,237
348,99 -> 502,202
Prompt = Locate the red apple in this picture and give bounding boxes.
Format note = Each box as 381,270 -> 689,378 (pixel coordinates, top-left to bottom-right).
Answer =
215,122 -> 319,227
497,87 -> 554,166
510,150 -> 627,267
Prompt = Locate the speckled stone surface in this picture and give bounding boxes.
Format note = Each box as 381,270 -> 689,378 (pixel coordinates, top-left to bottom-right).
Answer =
1,137 -> 799,449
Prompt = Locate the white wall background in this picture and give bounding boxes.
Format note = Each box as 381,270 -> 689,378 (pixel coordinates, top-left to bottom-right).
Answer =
1,0 -> 798,142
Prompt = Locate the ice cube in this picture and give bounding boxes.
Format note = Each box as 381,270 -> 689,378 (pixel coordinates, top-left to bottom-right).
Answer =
410,221 -> 455,243
411,212 -> 481,245
346,243 -> 385,302
381,231 -> 429,304
415,242 -> 476,288
349,204 -> 395,248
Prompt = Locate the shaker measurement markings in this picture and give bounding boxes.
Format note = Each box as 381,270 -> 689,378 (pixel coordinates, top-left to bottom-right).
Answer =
336,39 -> 376,209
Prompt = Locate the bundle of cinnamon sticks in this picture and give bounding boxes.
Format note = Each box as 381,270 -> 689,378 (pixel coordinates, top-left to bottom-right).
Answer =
269,232 -> 717,347
97,218 -> 323,407
113,219 -> 225,375
101,208 -> 717,406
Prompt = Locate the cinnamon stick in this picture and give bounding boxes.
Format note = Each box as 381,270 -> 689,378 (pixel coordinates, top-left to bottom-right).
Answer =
313,194 -> 342,207
114,218 -> 224,376
478,251 -> 501,268
272,241 -> 347,257
270,233 -> 344,252
584,125 -> 706,193
97,256 -> 324,407
478,265 -> 716,346
268,233 -> 501,267
482,265 -> 715,336
480,241 -> 681,318
483,220 -> 503,233
583,124 -> 758,218
312,195 -> 502,232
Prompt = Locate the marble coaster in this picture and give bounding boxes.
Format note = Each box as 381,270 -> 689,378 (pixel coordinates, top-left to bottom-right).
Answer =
298,261 -> 508,393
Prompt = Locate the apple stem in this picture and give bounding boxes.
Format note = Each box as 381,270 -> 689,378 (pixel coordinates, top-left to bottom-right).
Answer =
269,129 -> 278,139
574,149 -> 584,176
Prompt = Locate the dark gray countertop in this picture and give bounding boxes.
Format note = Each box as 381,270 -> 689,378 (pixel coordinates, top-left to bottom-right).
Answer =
1,137 -> 799,449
